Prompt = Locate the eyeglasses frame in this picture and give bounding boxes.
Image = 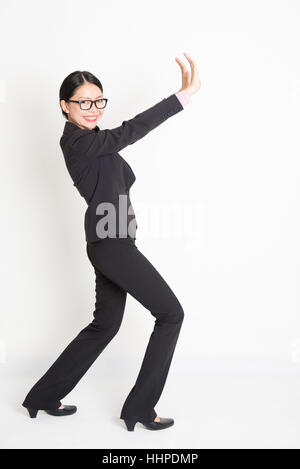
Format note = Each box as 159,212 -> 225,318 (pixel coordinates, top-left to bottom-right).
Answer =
67,98 -> 108,110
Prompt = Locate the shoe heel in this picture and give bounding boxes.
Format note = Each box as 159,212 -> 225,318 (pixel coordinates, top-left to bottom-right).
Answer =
123,417 -> 138,431
27,407 -> 39,418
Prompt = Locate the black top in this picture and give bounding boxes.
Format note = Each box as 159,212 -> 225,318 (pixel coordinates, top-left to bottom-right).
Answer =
59,93 -> 184,244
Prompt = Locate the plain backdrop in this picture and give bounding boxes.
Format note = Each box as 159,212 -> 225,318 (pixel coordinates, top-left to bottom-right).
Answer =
1,0 -> 300,449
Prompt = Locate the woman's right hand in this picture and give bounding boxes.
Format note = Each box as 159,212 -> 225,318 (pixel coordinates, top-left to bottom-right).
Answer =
175,52 -> 201,97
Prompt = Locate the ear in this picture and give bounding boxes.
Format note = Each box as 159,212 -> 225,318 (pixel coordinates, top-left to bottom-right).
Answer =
60,99 -> 69,114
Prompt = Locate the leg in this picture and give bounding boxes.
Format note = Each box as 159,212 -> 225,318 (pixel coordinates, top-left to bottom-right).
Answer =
86,238 -> 184,422
22,265 -> 127,410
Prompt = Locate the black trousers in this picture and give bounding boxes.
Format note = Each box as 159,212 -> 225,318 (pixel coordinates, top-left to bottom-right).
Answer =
22,237 -> 184,422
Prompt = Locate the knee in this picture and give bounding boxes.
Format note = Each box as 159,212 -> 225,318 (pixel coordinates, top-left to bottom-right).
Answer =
89,312 -> 123,338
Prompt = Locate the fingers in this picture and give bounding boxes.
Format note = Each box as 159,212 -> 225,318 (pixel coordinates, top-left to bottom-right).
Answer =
186,70 -> 190,86
175,57 -> 187,73
183,52 -> 199,85
176,53 -> 197,75
175,53 -> 200,91
183,52 -> 197,70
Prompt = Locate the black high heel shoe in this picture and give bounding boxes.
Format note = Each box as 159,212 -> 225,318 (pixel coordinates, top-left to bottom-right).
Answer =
25,405 -> 77,418
123,416 -> 174,431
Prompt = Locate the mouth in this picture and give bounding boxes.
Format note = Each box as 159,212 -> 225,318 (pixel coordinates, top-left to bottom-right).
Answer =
83,116 -> 98,122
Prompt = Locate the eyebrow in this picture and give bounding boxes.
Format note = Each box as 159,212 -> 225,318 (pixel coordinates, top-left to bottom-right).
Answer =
77,95 -> 103,99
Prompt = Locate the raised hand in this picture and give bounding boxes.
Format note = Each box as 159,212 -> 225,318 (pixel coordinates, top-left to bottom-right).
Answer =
175,52 -> 201,97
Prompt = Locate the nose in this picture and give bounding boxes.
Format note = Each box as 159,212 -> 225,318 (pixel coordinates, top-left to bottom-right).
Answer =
91,102 -> 99,112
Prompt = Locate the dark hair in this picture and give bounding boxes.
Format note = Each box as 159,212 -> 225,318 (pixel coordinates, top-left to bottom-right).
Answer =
59,70 -> 103,120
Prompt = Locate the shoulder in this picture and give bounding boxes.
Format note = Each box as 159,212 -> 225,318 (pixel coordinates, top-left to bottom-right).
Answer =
60,121 -> 99,154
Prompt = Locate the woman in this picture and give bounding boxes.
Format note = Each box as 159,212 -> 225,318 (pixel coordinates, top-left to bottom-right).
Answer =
22,52 -> 201,432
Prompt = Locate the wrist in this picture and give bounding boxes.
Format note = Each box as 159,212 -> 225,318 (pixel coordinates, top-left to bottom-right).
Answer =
176,89 -> 191,106
183,89 -> 192,98
174,90 -> 189,108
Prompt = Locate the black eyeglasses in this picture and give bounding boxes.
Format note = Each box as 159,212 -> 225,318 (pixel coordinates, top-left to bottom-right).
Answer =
67,98 -> 108,110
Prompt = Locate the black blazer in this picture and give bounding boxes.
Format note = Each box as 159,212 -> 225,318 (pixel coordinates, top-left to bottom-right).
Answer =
60,93 -> 184,243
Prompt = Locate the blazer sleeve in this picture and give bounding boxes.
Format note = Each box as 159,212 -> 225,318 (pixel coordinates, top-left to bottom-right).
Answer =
66,93 -> 184,160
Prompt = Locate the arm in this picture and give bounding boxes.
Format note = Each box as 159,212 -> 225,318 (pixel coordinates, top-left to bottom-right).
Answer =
65,93 -> 185,160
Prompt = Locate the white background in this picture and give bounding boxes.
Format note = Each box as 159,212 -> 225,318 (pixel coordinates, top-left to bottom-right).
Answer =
1,0 -> 300,449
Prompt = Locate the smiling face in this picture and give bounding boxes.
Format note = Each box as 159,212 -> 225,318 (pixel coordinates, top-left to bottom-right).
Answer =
60,82 -> 105,130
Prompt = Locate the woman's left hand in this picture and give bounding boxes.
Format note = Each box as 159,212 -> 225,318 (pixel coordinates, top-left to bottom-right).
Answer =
175,52 -> 201,97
